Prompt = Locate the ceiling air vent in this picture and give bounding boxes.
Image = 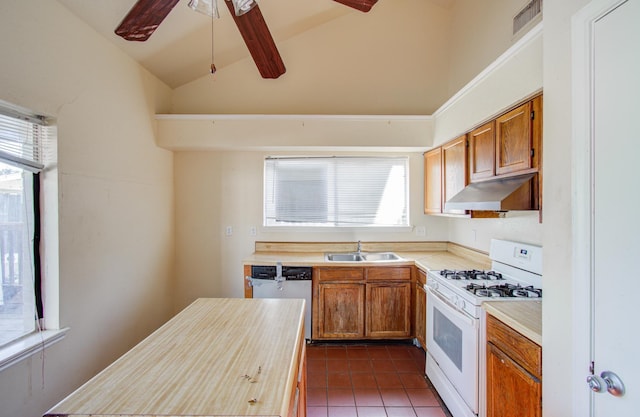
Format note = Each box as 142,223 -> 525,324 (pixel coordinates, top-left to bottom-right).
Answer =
513,0 -> 542,35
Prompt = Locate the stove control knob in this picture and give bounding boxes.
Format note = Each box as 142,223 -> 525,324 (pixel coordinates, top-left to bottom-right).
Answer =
429,281 -> 439,290
450,295 -> 458,305
457,299 -> 466,310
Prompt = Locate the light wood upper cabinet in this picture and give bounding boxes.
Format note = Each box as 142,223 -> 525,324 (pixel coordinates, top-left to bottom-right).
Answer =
469,121 -> 496,182
424,148 -> 442,214
442,135 -> 468,214
495,101 -> 533,176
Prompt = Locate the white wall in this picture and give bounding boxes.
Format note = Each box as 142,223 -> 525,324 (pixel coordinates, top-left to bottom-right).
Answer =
0,2 -> 175,417
171,0 -> 453,115
542,1 -> 590,416
174,150 -> 449,307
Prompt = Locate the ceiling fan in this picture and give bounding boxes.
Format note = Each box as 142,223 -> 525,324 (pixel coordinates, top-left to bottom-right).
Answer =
114,0 -> 379,79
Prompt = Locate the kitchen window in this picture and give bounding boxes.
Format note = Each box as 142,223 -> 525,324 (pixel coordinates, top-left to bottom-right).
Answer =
264,156 -> 409,227
0,103 -> 59,364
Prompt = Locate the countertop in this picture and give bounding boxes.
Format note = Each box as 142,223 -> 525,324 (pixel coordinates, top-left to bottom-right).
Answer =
242,241 -> 492,272
483,300 -> 542,345
44,298 -> 306,417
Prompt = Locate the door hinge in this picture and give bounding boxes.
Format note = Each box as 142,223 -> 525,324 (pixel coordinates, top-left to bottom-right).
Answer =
590,361 -> 595,374
531,110 -> 535,119
530,149 -> 535,157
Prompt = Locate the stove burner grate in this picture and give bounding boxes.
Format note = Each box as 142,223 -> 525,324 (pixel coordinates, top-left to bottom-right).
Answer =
439,269 -> 504,281
465,282 -> 542,298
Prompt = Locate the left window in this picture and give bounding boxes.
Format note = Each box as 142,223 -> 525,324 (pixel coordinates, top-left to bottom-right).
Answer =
0,106 -> 50,348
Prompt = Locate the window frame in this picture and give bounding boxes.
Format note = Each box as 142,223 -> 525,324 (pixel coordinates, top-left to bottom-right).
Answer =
263,156 -> 411,229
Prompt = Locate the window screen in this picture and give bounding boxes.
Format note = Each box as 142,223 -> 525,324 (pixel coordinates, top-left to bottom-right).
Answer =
264,157 -> 409,227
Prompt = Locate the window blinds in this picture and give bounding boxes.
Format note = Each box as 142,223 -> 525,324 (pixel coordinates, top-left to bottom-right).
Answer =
264,156 -> 409,227
0,108 -> 52,173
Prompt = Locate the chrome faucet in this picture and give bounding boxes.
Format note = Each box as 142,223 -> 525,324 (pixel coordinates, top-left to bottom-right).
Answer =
356,240 -> 362,253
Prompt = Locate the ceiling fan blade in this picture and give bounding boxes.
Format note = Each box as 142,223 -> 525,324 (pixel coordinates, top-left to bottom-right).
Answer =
333,0 -> 378,12
115,0 -> 180,41
224,0 -> 286,79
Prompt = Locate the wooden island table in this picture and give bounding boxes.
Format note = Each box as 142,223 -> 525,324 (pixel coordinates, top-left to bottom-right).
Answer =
45,298 -> 307,417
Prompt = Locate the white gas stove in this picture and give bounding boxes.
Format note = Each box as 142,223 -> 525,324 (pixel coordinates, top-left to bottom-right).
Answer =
425,239 -> 542,319
425,239 -> 542,417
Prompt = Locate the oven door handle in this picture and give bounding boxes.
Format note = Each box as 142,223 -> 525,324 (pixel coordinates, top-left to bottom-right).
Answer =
426,286 -> 476,327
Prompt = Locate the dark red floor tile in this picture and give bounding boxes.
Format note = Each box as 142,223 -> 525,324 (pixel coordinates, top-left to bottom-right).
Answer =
346,346 -> 370,360
351,372 -> 378,389
379,389 -> 412,407
356,406 -> 388,417
327,359 -> 350,373
387,346 -> 414,360
350,360 -> 373,373
328,406 -> 358,417
368,348 -> 392,360
372,360 -> 396,372
375,373 -> 403,389
406,389 -> 440,407
353,388 -> 384,407
384,406 -> 417,417
328,389 -> 356,406
399,373 -> 429,389
413,407 -> 447,417
326,347 -> 348,360
308,406 -> 329,417
393,359 -> 421,373
309,359 -> 328,373
308,346 -> 327,360
308,388 -> 328,406
327,372 -> 352,388
308,372 -> 327,388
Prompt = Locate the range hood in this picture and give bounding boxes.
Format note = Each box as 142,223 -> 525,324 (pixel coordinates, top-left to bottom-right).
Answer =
444,173 -> 537,212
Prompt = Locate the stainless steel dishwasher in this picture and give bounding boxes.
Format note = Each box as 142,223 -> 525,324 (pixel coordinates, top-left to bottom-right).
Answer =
248,263 -> 312,340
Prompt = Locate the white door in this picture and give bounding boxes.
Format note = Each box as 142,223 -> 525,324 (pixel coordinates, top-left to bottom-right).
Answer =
574,0 -> 640,415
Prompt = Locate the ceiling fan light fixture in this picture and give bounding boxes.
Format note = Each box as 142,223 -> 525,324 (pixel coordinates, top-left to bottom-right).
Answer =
188,0 -> 220,18
227,0 -> 258,16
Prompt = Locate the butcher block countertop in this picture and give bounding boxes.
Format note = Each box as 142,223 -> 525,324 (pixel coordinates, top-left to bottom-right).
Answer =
483,300 -> 542,345
45,298 -> 306,417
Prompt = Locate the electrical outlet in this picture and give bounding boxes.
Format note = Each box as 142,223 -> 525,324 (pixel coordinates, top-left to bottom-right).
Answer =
249,226 -> 257,236
416,226 -> 426,237
225,226 -> 233,236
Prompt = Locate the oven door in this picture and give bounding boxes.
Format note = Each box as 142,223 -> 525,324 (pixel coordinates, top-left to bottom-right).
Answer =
426,287 -> 479,413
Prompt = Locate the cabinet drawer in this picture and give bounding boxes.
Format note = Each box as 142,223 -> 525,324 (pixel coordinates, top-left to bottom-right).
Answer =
316,267 -> 364,282
487,314 -> 541,378
366,267 -> 411,281
416,268 -> 427,286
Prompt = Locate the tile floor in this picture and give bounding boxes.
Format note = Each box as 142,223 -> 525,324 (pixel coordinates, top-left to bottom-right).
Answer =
306,343 -> 452,417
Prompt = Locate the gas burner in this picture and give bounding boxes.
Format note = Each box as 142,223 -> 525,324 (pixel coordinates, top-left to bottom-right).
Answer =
440,269 -> 504,281
465,282 -> 542,298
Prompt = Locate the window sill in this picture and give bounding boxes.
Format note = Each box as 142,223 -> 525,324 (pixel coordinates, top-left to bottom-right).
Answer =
0,328 -> 69,372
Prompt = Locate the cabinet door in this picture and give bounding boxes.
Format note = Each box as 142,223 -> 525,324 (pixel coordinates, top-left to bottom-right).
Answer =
469,121 -> 496,182
366,282 -> 411,338
495,101 -> 533,176
486,342 -> 541,417
414,281 -> 426,349
424,147 -> 442,214
442,135 -> 468,214
317,283 -> 365,338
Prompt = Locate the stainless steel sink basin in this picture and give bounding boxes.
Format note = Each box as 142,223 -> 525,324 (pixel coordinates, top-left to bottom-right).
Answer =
325,253 -> 365,262
324,252 -> 403,262
362,252 -> 402,262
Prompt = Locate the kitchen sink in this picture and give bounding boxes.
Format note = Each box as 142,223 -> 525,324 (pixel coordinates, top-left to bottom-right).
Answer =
324,252 -> 403,262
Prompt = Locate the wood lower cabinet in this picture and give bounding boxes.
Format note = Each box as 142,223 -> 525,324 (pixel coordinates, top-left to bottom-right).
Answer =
366,281 -> 411,338
414,269 -> 427,349
317,282 -> 365,338
486,314 -> 541,417
313,266 -> 412,340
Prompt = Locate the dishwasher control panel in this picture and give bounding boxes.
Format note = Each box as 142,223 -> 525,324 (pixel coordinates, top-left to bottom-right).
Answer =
251,266 -> 312,281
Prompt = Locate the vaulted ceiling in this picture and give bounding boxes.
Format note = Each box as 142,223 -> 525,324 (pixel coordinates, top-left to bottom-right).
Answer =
57,0 -> 518,116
